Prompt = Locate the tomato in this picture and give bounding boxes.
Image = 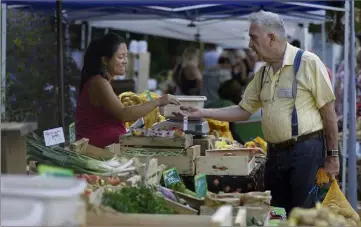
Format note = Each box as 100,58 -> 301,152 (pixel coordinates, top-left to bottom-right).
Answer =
87,175 -> 100,185
107,176 -> 121,186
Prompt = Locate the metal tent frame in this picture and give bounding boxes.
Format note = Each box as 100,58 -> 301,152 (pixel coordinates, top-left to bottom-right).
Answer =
1,0 -> 358,209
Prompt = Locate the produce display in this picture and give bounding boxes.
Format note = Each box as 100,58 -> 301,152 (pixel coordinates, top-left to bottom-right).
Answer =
281,202 -> 358,226
244,137 -> 267,153
167,181 -> 198,198
26,133 -> 138,176
78,174 -> 126,195
215,137 -> 243,149
119,91 -> 166,129
102,185 -> 173,214
206,119 -> 233,140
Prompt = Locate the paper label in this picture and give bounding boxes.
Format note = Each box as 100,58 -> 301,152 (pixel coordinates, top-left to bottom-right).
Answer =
43,127 -> 65,146
183,116 -> 188,131
194,173 -> 207,198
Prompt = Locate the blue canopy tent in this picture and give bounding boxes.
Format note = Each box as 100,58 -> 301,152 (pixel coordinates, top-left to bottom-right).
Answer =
1,0 -> 358,209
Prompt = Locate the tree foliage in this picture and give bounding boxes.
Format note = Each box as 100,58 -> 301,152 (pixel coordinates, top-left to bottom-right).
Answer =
5,9 -> 79,133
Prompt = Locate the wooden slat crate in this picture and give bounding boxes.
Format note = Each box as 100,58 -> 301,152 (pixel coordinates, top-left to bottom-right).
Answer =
193,135 -> 216,156
200,206 -> 270,226
119,134 -> 193,148
195,148 -> 256,176
86,205 -> 234,226
120,145 -> 201,176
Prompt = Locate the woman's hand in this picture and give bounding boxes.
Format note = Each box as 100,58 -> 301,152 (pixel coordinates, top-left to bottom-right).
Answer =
156,94 -> 180,107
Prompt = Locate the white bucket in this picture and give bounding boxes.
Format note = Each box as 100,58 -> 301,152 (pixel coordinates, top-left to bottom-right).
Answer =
1,198 -> 44,226
1,175 -> 87,226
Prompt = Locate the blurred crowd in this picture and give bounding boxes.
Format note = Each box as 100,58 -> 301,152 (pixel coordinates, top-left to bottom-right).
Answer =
162,38 -> 361,124
163,41 -> 295,107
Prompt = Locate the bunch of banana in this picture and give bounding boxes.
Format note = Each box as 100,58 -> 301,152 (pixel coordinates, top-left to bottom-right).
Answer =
244,137 -> 267,152
206,118 -> 233,141
119,91 -> 166,129
215,138 -> 242,150
279,202 -> 359,226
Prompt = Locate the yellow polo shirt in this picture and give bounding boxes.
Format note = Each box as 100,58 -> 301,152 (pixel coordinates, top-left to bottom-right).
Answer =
239,43 -> 335,143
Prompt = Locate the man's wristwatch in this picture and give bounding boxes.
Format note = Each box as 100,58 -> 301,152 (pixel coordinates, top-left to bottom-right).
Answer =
327,150 -> 339,157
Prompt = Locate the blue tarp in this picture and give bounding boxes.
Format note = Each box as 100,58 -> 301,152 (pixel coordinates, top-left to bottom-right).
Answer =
3,1 -> 336,20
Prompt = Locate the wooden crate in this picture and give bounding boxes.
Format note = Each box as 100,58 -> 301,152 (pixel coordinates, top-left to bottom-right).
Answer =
200,206 -> 269,226
86,205 -> 234,226
122,145 -> 201,175
119,134 -> 193,149
70,138 -> 115,159
193,135 -> 216,156
195,149 -> 256,176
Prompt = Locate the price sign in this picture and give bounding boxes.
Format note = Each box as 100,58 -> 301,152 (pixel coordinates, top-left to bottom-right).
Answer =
43,127 -> 65,146
69,122 -> 76,144
163,168 -> 181,187
183,116 -> 188,132
38,164 -> 74,177
194,173 -> 207,198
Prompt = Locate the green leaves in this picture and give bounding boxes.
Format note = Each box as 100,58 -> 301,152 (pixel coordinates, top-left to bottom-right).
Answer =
102,185 -> 173,214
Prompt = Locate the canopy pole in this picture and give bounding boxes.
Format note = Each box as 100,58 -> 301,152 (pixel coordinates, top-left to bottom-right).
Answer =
346,0 -> 357,210
321,22 -> 326,62
1,3 -> 6,119
56,0 -> 65,137
341,0 -> 350,195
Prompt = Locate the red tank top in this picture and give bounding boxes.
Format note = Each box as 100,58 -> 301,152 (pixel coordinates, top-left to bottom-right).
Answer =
75,75 -> 126,148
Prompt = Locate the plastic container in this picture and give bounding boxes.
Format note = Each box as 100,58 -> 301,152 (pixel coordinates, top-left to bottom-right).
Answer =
160,96 -> 207,118
1,198 -> 44,226
1,175 -> 87,226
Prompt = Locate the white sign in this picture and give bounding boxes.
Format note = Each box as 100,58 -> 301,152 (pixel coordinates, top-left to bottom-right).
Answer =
43,127 -> 65,146
183,116 -> 188,132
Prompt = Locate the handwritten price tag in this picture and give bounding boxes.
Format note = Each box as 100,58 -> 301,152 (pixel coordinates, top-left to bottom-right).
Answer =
163,168 -> 181,187
183,116 -> 188,132
194,173 -> 207,198
43,127 -> 65,146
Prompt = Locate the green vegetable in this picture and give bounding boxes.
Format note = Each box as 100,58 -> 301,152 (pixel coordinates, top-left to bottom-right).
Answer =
102,185 -> 173,214
26,133 -> 132,176
247,216 -> 264,226
168,182 -> 197,198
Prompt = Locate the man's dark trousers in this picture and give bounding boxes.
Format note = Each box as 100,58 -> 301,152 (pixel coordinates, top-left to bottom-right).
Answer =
264,135 -> 325,215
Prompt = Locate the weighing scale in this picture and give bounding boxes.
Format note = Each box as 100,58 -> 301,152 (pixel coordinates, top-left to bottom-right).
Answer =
152,118 -> 210,136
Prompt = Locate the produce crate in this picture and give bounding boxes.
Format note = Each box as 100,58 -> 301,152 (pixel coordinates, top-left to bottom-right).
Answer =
120,145 -> 201,176
200,206 -> 270,226
193,135 -> 216,156
119,134 -> 193,149
86,205 -> 234,226
71,138 -> 116,159
195,148 -> 256,176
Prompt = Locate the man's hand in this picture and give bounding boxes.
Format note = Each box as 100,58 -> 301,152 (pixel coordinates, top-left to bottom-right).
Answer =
175,106 -> 205,118
324,156 -> 340,179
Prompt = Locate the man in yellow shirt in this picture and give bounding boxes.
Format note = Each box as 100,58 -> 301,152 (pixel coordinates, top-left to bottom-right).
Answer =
181,10 -> 339,214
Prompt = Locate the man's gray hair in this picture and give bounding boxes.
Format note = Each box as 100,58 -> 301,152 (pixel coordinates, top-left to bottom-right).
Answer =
249,10 -> 286,40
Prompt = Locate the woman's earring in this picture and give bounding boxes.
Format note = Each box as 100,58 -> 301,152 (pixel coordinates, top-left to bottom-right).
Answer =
102,64 -> 108,74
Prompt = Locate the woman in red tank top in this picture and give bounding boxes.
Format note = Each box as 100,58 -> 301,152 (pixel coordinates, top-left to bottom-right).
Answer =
76,33 -> 180,148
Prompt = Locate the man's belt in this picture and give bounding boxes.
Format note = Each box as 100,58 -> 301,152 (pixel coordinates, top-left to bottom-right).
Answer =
268,130 -> 323,150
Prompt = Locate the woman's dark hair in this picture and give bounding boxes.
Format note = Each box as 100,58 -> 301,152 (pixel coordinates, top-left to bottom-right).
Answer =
79,32 -> 126,92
